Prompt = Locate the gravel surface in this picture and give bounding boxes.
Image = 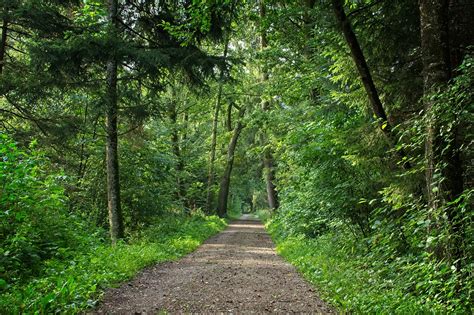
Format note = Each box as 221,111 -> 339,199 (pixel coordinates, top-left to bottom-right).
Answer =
94,215 -> 334,314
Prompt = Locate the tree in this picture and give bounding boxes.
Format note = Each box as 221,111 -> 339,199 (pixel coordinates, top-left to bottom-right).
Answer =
206,36 -> 230,212
259,0 -> 279,210
105,0 -> 124,244
18,0 -> 239,241
331,0 -> 393,140
419,0 -> 468,262
217,105 -> 246,217
0,6 -> 7,74
419,0 -> 451,209
168,84 -> 187,202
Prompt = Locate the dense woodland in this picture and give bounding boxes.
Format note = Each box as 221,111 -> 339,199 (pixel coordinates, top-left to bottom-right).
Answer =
0,0 -> 473,313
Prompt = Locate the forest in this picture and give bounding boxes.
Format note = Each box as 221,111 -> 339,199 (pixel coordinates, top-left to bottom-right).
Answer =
0,0 -> 473,313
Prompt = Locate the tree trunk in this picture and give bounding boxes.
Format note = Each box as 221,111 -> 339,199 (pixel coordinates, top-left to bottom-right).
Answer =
303,0 -> 318,101
182,110 -> 190,208
331,0 -> 393,137
106,0 -> 124,244
226,102 -> 233,132
0,17 -> 8,74
170,100 -> 185,201
259,0 -> 279,210
420,0 -> 466,264
419,0 -> 452,208
263,150 -> 279,209
206,36 -> 230,212
216,107 -> 245,218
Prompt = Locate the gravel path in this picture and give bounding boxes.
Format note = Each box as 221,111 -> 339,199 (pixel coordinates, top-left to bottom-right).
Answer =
94,215 -> 334,314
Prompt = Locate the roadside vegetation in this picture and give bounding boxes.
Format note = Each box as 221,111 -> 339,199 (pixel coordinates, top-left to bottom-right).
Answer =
0,134 -> 226,313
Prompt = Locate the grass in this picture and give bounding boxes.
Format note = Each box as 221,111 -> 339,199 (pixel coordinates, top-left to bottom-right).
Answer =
0,213 -> 226,314
226,207 -> 243,221
255,209 -> 272,222
266,219 -> 471,314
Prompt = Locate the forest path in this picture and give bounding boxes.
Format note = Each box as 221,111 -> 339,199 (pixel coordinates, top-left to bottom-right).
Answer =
95,215 -> 334,314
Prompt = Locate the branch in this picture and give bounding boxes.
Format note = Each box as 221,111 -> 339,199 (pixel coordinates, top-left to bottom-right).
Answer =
287,17 -> 302,30
118,124 -> 141,136
7,27 -> 32,37
0,107 -> 30,120
4,95 -> 49,136
5,43 -> 26,54
347,0 -> 384,18
118,19 -> 158,46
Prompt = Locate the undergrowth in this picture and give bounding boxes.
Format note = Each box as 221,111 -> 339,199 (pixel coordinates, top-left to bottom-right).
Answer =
1,134 -> 226,313
256,209 -> 272,222
266,218 -> 473,314
226,204 -> 243,220
0,214 -> 226,314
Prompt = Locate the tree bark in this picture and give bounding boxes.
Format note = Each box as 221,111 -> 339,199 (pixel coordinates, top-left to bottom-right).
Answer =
419,0 -> 452,208
106,0 -> 124,244
216,107 -> 245,218
0,17 -> 8,74
226,102 -> 233,132
169,99 -> 186,201
420,0 -> 466,264
206,36 -> 230,212
260,0 -> 279,210
331,0 -> 393,136
303,0 -> 318,101
263,150 -> 279,209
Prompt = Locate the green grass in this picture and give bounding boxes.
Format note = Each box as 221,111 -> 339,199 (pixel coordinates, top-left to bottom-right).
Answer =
267,219 -> 472,314
226,207 -> 242,221
0,214 -> 226,314
255,209 -> 272,222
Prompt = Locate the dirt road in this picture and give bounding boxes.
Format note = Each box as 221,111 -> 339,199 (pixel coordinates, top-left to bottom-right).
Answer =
95,215 -> 333,313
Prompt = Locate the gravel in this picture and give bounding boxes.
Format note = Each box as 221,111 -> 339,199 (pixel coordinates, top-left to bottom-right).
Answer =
94,215 -> 334,314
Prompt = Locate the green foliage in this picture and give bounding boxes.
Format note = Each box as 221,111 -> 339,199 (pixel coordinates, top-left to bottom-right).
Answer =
268,220 -> 473,313
262,57 -> 474,312
0,134 -> 97,285
0,211 -> 226,313
119,132 -> 176,227
251,0 -> 473,310
226,198 -> 243,220
255,209 -> 272,222
0,133 -> 226,313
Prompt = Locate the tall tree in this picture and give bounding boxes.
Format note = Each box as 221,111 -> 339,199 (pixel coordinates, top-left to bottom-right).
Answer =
216,106 -> 245,217
259,0 -> 279,210
169,86 -> 186,202
419,0 -> 466,259
105,0 -> 124,244
331,0 -> 393,138
0,11 -> 7,74
206,36 -> 230,212
419,0 -> 463,204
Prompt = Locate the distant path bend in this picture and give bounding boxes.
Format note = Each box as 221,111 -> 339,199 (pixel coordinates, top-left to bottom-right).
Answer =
95,215 -> 334,314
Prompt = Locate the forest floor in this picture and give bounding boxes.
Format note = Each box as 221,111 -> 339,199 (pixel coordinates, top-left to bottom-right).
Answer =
94,215 -> 334,314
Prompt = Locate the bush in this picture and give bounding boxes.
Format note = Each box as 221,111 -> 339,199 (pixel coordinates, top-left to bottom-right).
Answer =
0,211 -> 226,313
0,134 -> 97,285
0,134 -> 227,313
268,217 -> 473,313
